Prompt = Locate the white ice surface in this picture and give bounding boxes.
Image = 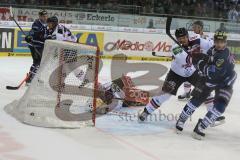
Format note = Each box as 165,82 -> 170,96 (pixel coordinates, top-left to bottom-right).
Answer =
0,57 -> 240,160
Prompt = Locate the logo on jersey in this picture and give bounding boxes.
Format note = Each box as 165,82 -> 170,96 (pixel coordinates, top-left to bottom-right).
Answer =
172,46 -> 183,55
216,59 -> 224,67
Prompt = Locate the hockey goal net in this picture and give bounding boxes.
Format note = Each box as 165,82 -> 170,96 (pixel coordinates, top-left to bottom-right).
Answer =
5,40 -> 100,128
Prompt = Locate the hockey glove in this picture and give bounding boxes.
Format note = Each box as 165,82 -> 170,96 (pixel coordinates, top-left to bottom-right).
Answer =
25,35 -> 33,43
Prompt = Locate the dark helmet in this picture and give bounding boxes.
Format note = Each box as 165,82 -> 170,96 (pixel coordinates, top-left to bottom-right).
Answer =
193,20 -> 204,28
175,27 -> 188,38
47,16 -> 58,24
214,31 -> 227,41
39,9 -> 47,16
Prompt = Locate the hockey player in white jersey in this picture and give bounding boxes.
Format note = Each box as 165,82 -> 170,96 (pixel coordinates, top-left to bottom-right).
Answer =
46,16 -> 77,42
178,20 -> 214,101
138,27 -> 214,122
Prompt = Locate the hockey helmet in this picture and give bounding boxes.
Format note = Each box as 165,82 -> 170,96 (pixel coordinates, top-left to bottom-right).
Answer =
47,16 -> 58,24
39,9 -> 47,16
175,28 -> 188,38
214,31 -> 227,41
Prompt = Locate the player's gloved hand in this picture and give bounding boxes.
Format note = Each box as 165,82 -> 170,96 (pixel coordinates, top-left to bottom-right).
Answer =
25,35 -> 33,43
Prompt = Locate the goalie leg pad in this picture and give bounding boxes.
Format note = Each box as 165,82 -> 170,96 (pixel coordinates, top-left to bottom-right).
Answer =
112,75 -> 136,90
123,88 -> 149,105
113,75 -> 150,106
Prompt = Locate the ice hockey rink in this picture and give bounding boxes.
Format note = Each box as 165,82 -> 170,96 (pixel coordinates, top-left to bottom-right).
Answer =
0,57 -> 240,160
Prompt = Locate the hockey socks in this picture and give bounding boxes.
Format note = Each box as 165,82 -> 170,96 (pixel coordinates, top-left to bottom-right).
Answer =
176,99 -> 200,132
139,93 -> 171,122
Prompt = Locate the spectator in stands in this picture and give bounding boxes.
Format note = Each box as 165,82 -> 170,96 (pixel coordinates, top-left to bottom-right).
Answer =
154,2 -> 165,14
147,19 -> 155,29
66,0 -> 71,7
216,22 -> 228,32
5,0 -> 240,20
195,3 -> 204,17
228,4 -> 239,22
237,4 -> 240,21
163,0 -> 172,14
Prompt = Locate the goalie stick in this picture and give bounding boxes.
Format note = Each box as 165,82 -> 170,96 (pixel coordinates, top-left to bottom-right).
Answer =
6,74 -> 29,90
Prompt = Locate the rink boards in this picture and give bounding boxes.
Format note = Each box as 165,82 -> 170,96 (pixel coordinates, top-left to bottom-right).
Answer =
0,26 -> 240,63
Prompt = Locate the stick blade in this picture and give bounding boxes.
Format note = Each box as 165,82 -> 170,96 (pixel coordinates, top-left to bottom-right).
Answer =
6,86 -> 19,90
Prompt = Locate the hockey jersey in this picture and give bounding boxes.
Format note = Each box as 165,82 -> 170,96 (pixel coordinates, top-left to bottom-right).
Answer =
29,19 -> 47,47
204,47 -> 236,87
47,24 -> 77,42
170,34 -> 213,77
201,34 -> 214,47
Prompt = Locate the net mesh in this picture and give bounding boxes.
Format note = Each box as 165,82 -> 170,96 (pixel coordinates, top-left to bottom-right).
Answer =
4,40 -> 99,128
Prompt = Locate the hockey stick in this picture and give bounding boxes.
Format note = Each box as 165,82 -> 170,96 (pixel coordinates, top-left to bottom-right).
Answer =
9,6 -> 26,36
152,51 -> 172,58
6,74 -> 29,90
165,16 -> 188,54
9,6 -> 42,57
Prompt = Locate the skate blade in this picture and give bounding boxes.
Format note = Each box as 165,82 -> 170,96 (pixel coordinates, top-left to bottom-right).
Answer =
192,132 -> 204,140
137,118 -> 146,123
175,128 -> 183,134
210,119 -> 226,127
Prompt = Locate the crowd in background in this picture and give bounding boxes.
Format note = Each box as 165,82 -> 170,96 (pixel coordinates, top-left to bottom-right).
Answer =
1,0 -> 240,22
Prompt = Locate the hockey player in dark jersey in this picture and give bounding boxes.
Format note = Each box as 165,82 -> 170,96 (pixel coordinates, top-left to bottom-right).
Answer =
25,10 -> 48,85
175,31 -> 237,140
